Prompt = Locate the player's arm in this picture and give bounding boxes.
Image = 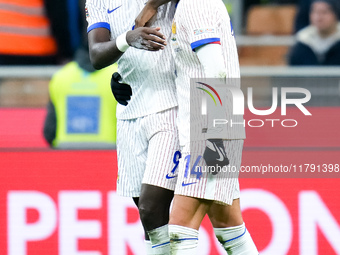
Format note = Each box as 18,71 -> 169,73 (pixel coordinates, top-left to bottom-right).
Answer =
88,28 -> 121,69
86,0 -> 168,69
135,0 -> 172,28
178,0 -> 225,78
197,44 -> 229,171
195,44 -> 226,79
88,27 -> 167,69
198,44 -> 229,170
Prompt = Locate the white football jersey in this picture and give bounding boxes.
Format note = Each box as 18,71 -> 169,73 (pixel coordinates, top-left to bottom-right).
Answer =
86,0 -> 177,120
170,0 -> 246,145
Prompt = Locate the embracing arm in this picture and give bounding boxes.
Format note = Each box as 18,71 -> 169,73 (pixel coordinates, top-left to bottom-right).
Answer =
147,0 -> 172,7
135,0 -> 172,28
88,26 -> 167,69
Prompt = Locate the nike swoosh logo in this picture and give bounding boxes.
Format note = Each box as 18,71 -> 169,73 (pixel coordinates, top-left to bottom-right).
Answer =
182,181 -> 197,187
214,144 -> 225,161
107,5 -> 122,14
166,174 -> 178,179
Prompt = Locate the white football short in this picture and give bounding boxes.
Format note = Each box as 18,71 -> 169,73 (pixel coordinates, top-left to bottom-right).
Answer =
116,107 -> 179,197
174,140 -> 243,205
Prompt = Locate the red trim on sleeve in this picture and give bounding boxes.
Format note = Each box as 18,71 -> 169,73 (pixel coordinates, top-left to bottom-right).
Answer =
208,41 -> 221,45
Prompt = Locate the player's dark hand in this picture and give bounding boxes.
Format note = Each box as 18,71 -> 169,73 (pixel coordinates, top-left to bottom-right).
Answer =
126,27 -> 166,51
203,139 -> 229,175
111,72 -> 132,106
135,2 -> 158,28
135,0 -> 171,28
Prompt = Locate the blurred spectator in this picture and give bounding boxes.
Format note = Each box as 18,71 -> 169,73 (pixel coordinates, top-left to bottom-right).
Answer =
44,0 -> 88,63
289,0 -> 340,65
294,0 -> 312,32
43,46 -> 118,149
0,0 -> 58,65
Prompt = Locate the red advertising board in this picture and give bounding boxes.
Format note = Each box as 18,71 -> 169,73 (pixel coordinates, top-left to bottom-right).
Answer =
1,107 -> 340,254
1,150 -> 340,255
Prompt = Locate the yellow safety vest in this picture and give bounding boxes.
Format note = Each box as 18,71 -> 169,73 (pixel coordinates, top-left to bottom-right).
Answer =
50,62 -> 118,149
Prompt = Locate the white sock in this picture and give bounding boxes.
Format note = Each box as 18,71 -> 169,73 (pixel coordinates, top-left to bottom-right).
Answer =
214,223 -> 259,254
145,240 -> 154,255
147,225 -> 170,255
168,225 -> 199,255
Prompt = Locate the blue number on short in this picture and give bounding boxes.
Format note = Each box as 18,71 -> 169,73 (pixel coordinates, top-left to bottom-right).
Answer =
183,155 -> 191,178
184,155 -> 202,180
171,150 -> 182,175
191,155 -> 203,180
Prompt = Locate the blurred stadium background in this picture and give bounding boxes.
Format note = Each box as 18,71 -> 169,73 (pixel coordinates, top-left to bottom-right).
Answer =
1,0 -> 340,254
